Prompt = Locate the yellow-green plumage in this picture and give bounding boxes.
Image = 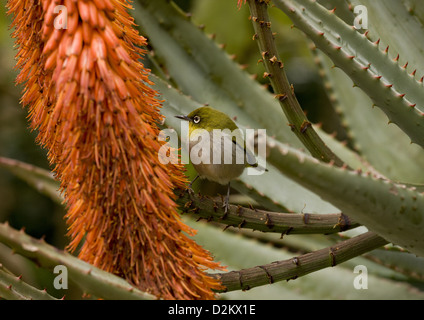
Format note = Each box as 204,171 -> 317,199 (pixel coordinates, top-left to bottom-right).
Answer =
188,107 -> 245,185
187,107 -> 239,132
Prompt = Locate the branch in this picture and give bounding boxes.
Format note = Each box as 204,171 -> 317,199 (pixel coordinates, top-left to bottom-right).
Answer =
211,231 -> 388,292
177,190 -> 359,235
247,0 -> 345,166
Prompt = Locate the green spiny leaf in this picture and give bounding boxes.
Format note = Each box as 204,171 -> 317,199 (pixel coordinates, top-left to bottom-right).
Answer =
0,265 -> 58,300
274,0 -> 424,148
266,140 -> 424,257
352,0 -> 424,75
0,223 -> 153,300
314,51 -> 424,183
0,156 -> 62,204
401,0 -> 424,26
366,249 -> 424,281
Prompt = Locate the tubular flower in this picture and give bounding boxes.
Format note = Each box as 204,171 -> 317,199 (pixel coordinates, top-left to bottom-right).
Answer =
7,0 -> 224,299
237,0 -> 246,9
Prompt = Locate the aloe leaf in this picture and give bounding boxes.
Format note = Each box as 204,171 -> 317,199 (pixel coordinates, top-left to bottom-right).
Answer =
0,223 -> 154,300
318,0 -> 355,23
0,156 -> 62,204
274,0 -> 424,148
234,167 -> 339,213
0,265 -> 58,300
366,249 -> 424,281
314,52 -> 424,183
266,141 -> 424,257
352,0 -> 424,75
313,1 -> 424,182
402,0 -> 424,26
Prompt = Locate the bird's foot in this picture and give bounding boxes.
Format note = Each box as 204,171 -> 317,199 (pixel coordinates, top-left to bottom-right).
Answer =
186,186 -> 195,196
187,175 -> 199,196
222,182 -> 231,216
222,197 -> 230,215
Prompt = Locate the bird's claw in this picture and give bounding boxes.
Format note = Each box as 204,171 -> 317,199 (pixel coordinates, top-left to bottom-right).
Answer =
187,175 -> 199,197
222,198 -> 230,214
186,186 -> 195,196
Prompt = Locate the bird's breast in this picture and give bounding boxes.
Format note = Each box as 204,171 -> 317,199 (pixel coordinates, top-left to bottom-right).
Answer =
188,130 -> 246,184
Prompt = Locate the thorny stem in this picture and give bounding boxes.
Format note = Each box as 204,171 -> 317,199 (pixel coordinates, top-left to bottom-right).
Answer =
177,190 -> 360,235
211,231 -> 388,292
247,0 -> 345,167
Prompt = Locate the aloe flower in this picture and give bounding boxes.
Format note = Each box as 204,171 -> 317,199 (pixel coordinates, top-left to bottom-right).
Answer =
7,0 -> 223,299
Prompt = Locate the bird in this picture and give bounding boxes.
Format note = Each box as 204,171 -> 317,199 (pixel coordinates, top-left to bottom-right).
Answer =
175,106 -> 266,213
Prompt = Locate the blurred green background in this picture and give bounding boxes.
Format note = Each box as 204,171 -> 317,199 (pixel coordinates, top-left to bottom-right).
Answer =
0,0 -> 343,299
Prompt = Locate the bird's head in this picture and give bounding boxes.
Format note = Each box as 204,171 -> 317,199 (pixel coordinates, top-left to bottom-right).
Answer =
175,106 -> 238,133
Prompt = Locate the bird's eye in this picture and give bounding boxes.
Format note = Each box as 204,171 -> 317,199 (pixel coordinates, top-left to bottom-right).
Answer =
193,116 -> 201,124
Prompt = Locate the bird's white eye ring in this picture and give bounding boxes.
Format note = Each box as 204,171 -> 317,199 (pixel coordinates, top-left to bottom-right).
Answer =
193,116 -> 201,124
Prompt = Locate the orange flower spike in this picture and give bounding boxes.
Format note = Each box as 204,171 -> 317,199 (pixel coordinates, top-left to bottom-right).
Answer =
8,0 -> 225,300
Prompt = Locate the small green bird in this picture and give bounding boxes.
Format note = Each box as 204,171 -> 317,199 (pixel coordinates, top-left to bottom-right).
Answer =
175,106 -> 265,213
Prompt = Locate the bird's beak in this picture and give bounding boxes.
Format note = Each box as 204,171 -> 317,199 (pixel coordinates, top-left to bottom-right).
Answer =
175,115 -> 191,121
